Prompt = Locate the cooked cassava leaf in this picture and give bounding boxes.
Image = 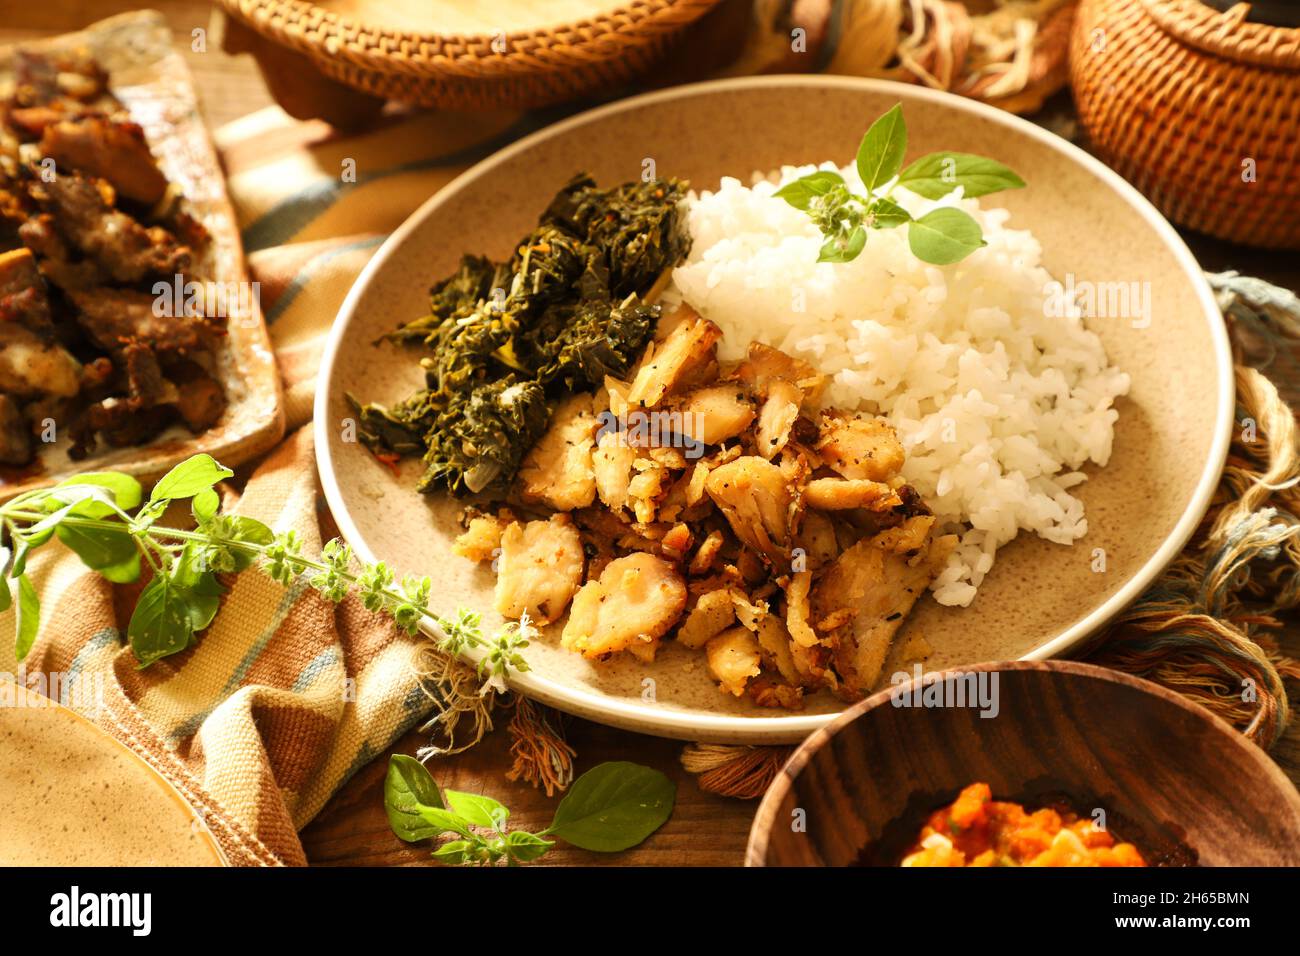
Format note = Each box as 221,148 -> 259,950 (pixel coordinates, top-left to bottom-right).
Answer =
353,173 -> 690,497
418,378 -> 550,496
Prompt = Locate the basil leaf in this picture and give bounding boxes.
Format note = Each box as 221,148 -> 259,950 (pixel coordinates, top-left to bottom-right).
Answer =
9,541 -> 31,578
57,472 -> 142,512
25,503 -> 74,545
46,485 -> 116,518
149,454 -> 233,504
504,830 -> 554,863
13,574 -> 40,661
907,207 -> 986,265
384,754 -> 446,843
855,103 -> 907,191
897,151 -> 1025,199
185,586 -> 222,634
0,575 -> 10,614
773,170 -> 845,211
418,806 -> 474,839
192,488 -> 220,523
97,553 -> 143,585
55,522 -> 139,578
224,516 -> 274,571
818,226 -> 867,264
430,840 -> 472,865
443,789 -> 509,830
168,547 -> 224,633
868,196 -> 911,229
546,761 -> 675,852
128,575 -> 197,666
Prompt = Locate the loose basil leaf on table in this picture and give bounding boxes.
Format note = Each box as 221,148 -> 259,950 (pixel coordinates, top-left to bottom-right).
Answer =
544,761 -> 676,853
384,755 -> 447,843
381,757 -> 676,864
503,830 -> 554,862
443,789 -> 510,830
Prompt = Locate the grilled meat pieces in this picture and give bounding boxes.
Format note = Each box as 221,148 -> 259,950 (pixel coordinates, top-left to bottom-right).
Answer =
39,116 -> 168,204
32,174 -> 189,284
0,48 -> 224,466
468,299 -> 953,708
68,288 -> 218,356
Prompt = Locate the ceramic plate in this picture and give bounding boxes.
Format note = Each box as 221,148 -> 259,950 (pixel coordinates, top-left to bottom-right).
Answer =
316,77 -> 1233,743
0,680 -> 226,866
0,12 -> 284,498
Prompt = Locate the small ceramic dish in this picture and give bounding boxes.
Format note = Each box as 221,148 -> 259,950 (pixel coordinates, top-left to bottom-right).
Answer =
746,661 -> 1300,866
0,680 -> 226,866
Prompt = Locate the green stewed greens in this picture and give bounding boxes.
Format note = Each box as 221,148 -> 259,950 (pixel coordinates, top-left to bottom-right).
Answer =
351,174 -> 691,497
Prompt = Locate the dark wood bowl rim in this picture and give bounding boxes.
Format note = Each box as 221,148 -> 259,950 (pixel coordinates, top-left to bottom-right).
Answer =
744,659 -> 1300,866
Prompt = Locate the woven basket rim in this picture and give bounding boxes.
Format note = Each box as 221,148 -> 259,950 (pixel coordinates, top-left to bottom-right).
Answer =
217,0 -> 723,79
1141,0 -> 1300,67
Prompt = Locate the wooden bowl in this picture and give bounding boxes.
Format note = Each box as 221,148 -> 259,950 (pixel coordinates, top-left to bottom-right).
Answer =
746,661 -> 1300,866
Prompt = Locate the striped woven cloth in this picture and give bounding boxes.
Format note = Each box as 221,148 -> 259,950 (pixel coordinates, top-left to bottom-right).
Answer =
3,1 -> 1297,866
0,103 -> 577,867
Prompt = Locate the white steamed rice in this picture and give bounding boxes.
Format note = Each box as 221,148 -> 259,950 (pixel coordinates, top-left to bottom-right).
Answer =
667,162 -> 1131,606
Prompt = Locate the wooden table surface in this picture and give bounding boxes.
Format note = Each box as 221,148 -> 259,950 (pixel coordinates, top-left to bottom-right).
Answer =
4,0 -> 1297,869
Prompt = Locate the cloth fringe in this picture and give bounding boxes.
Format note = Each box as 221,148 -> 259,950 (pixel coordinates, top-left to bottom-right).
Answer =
504,696 -> 576,796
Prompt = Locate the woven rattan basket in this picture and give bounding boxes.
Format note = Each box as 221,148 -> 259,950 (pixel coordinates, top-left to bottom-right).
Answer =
217,0 -> 723,114
1070,0 -> 1300,248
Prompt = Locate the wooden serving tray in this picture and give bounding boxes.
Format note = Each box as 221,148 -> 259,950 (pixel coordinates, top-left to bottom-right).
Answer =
0,10 -> 284,497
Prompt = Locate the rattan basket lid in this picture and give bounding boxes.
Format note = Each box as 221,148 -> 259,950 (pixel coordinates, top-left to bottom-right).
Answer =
218,0 -> 723,81
320,0 -> 652,34
1142,0 -> 1300,67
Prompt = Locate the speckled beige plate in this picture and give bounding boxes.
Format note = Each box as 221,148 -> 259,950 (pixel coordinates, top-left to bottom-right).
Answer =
0,680 -> 225,866
0,12 -> 284,498
316,77 -> 1234,744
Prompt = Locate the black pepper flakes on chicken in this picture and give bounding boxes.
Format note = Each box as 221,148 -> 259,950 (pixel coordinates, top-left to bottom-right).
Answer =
0,46 -> 224,467
452,299 -> 959,710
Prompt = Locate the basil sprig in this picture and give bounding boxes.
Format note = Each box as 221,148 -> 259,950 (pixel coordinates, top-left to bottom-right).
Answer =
774,103 -> 1025,265
1,454 -> 531,680
385,756 -> 676,865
